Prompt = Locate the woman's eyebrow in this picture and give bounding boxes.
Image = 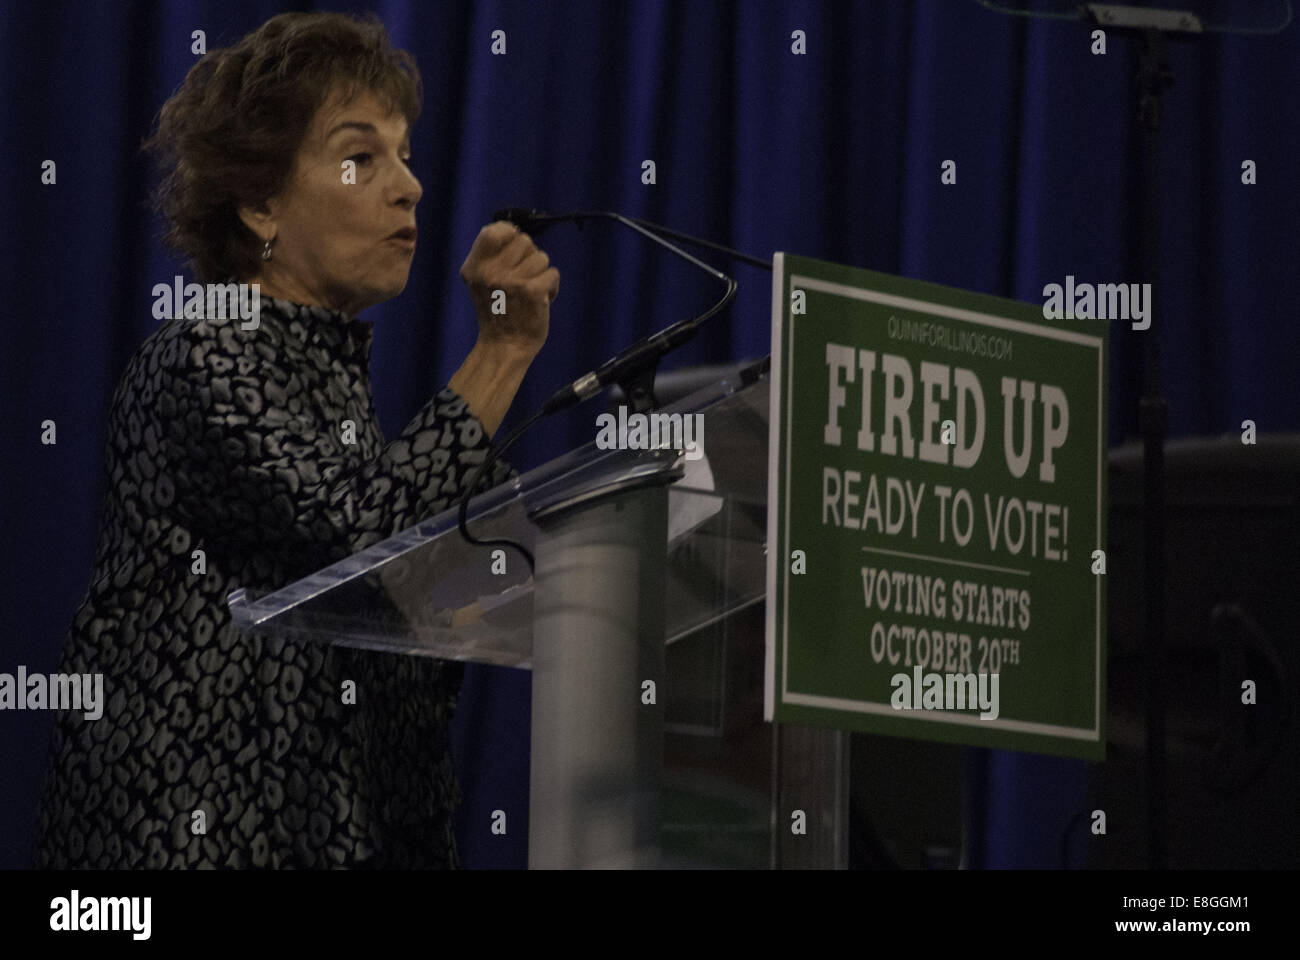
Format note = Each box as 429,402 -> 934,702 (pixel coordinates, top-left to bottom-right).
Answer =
326,121 -> 378,140
326,121 -> 410,146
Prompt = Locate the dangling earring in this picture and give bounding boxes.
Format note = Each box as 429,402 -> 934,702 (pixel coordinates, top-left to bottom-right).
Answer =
261,238 -> 274,262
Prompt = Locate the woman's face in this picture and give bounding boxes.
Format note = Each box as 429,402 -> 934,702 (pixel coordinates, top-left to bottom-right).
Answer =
243,83 -> 423,316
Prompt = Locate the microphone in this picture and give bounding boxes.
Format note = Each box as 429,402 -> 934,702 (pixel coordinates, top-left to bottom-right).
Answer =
493,206 -> 771,270
491,207 -> 575,238
490,207 -> 744,414
456,207 -> 754,571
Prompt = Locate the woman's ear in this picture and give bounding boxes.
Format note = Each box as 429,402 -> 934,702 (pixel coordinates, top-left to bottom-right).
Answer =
237,199 -> 277,242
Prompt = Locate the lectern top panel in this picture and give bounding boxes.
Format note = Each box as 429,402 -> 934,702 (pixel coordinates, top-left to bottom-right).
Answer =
229,369 -> 772,666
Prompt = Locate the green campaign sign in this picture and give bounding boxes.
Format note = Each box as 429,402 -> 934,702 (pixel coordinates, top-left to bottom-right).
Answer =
765,253 -> 1108,759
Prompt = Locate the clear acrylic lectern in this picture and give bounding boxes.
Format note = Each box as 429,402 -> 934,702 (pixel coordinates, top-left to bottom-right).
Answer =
229,360 -> 847,869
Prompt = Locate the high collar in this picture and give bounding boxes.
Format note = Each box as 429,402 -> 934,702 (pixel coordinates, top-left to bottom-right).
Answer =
265,295 -> 374,363
225,279 -> 374,363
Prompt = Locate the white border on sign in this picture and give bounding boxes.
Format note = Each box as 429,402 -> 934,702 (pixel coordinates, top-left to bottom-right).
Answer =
763,253 -> 787,722
767,268 -> 1105,743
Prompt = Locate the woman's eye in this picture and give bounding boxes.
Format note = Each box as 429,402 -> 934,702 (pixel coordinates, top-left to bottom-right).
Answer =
348,153 -> 373,166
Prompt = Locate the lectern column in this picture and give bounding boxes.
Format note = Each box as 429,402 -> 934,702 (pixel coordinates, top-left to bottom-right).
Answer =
528,480 -> 669,869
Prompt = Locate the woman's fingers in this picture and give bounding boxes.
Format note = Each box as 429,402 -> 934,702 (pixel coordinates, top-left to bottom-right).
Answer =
460,221 -> 558,347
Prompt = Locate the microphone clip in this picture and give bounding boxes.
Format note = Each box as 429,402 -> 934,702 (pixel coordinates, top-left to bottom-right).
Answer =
619,363 -> 659,415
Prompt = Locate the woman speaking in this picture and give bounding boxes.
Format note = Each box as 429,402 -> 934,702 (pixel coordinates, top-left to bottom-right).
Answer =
35,11 -> 558,869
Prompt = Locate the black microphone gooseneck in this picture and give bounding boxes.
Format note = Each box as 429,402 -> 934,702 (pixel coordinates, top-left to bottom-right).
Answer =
458,207 -> 760,574
493,207 -> 772,271
492,207 -> 740,414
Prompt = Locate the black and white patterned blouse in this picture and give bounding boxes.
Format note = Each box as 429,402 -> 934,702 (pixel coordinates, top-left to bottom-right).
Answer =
35,291 -> 513,868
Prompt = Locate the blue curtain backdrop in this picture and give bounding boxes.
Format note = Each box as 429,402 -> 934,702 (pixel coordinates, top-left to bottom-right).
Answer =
2,0 -> 1297,869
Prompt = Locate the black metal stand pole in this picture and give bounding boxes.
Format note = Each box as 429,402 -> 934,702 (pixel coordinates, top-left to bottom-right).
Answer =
1136,27 -> 1173,871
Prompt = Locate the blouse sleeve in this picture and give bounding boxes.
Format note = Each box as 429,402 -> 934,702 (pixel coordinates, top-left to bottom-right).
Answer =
156,321 -> 518,566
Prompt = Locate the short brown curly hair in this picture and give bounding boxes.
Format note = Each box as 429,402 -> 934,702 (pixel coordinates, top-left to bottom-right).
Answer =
143,12 -> 422,283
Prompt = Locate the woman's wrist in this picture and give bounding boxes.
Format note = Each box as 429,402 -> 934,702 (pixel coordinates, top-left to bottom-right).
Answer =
474,335 -> 543,368
447,337 -> 539,440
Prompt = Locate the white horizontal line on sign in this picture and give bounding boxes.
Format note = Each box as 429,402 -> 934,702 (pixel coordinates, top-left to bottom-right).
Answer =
861,545 -> 1031,577
789,275 -> 1104,348
782,690 -> 1100,740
